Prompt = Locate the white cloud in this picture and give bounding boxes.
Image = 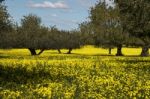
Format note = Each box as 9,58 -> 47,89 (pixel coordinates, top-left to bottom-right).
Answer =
29,1 -> 69,9
77,0 -> 114,8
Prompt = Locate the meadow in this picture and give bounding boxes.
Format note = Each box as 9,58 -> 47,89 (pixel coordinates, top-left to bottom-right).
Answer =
0,46 -> 150,99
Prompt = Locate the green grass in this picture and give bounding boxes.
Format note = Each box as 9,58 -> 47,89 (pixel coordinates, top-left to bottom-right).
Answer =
0,46 -> 150,98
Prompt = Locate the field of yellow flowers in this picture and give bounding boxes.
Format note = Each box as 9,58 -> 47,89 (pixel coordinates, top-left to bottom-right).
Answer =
0,46 -> 150,98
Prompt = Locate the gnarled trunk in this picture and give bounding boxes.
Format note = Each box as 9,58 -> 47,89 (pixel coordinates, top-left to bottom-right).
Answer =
37,49 -> 45,55
28,48 -> 36,55
58,49 -> 61,54
108,48 -> 112,54
67,48 -> 72,54
141,46 -> 149,57
116,45 -> 123,56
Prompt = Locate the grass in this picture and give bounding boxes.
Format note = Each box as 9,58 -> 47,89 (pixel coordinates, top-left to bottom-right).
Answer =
0,46 -> 150,98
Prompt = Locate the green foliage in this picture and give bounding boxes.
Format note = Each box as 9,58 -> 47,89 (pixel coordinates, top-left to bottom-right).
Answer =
65,30 -> 82,49
117,0 -> 150,39
89,0 -> 129,57
90,1 -> 128,48
19,14 -> 42,49
0,0 -> 149,57
47,26 -> 65,49
16,15 -> 84,55
117,0 -> 150,56
0,3 -> 12,48
56,30 -> 84,54
79,21 -> 94,45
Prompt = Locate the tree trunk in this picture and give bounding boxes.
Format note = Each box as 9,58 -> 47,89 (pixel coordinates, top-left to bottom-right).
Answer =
141,46 -> 149,57
37,49 -> 45,55
58,49 -> 61,54
116,45 -> 123,56
28,48 -> 36,55
67,48 -> 72,54
108,48 -> 112,54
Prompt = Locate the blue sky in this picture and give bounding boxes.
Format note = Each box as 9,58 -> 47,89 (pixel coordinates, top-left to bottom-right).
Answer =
5,0 -> 99,30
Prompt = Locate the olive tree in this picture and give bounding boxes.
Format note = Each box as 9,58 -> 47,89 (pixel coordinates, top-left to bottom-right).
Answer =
116,0 -> 150,56
0,2 -> 13,48
60,30 -> 83,54
19,14 -> 44,55
90,0 -> 128,56
79,21 -> 94,46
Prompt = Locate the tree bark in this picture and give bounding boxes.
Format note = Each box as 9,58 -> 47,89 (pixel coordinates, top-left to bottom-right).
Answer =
67,48 -> 72,54
108,48 -> 112,54
28,48 -> 36,55
37,49 -> 45,55
58,49 -> 61,54
116,45 -> 123,56
141,46 -> 149,57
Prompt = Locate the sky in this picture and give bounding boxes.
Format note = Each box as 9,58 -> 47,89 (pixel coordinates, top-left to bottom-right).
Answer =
5,0 -> 99,30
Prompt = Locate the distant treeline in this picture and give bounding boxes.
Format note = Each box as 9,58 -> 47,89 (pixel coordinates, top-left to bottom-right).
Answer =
0,0 -> 150,56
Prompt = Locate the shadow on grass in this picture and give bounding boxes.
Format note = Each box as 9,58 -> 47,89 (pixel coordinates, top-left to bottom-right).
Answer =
64,53 -> 115,56
0,64 -> 76,85
0,51 -> 150,62
0,64 -> 77,98
0,65 -> 50,84
68,53 -> 142,57
116,59 -> 150,63
68,53 -> 150,63
0,55 -> 12,59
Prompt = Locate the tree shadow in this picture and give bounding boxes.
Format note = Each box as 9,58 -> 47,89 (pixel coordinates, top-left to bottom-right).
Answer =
0,55 -> 12,59
0,64 -> 77,98
69,53 -> 116,57
72,53 -> 150,58
0,64 -> 76,85
0,65 -> 50,84
123,55 -> 142,57
116,59 -> 150,63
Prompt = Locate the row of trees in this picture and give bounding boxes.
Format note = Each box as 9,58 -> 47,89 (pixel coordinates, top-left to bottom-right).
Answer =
2,14 -> 84,55
0,0 -> 150,56
0,1 -> 85,55
88,0 -> 150,56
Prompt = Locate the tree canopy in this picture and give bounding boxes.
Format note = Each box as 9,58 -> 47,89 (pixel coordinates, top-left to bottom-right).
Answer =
90,0 -> 128,56
116,0 -> 150,56
0,3 -> 12,48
